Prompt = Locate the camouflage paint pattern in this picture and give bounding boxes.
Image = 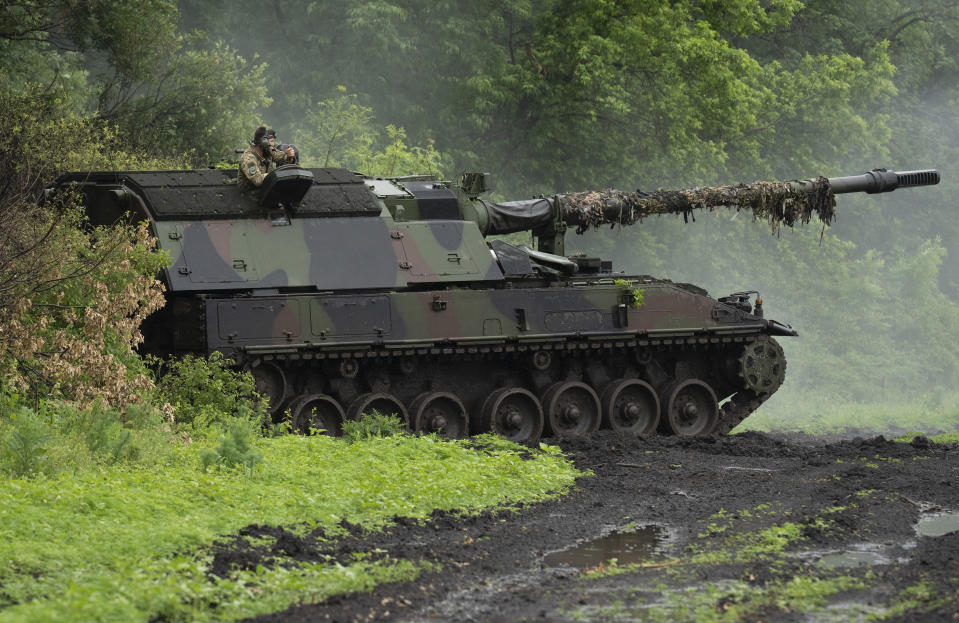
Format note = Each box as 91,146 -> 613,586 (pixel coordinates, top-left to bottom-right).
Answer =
204,281 -> 766,358
154,216 -> 501,292
55,167 -> 786,361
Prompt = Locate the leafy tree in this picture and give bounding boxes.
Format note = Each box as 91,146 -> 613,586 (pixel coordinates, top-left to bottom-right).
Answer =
295,87 -> 450,176
179,0 -> 895,191
0,0 -> 271,161
0,85 -> 172,405
297,87 -> 378,168
740,0 -> 959,292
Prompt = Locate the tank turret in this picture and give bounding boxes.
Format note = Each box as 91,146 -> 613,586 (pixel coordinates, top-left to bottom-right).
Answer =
51,166 -> 939,441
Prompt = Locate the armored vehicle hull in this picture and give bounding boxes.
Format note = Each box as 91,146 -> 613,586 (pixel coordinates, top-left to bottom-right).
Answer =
57,166 -> 937,441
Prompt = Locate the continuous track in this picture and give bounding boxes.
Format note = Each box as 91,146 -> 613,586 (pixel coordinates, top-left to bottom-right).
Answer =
243,333 -> 785,442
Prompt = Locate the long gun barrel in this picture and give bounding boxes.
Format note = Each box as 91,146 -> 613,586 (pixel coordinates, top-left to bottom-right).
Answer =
473,167 -> 939,256
795,168 -> 940,195
477,168 -> 940,239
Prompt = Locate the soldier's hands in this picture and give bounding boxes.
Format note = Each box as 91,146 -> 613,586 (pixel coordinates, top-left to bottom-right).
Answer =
285,146 -> 295,159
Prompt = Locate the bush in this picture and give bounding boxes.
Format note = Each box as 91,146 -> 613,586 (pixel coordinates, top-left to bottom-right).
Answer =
199,412 -> 263,475
1,407 -> 53,478
0,391 -> 180,478
342,410 -> 407,443
153,352 -> 268,433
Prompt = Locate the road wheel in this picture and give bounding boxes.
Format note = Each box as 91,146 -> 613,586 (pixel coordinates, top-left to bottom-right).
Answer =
249,361 -> 289,416
347,392 -> 408,425
662,379 -> 719,436
477,388 -> 544,444
289,393 -> 344,436
600,379 -> 660,434
410,392 -> 469,438
541,381 -> 602,437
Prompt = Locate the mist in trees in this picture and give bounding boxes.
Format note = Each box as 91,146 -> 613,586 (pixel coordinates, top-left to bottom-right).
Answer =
2,0 -> 956,426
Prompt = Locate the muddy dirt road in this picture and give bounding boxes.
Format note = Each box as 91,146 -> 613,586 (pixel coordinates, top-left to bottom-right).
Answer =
240,432 -> 959,622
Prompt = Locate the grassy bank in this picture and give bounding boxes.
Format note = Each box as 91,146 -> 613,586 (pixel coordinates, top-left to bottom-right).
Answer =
0,432 -> 581,622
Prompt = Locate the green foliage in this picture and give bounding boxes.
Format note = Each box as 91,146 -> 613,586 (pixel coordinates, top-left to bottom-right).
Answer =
614,279 -> 645,308
0,1 -> 271,162
199,416 -> 263,475
102,37 -> 271,162
79,407 -> 135,465
0,391 -> 179,478
1,408 -> 53,478
296,87 -> 451,177
0,433 -> 580,620
153,352 -> 268,432
342,410 -> 408,443
182,0 -> 895,189
297,87 -> 377,168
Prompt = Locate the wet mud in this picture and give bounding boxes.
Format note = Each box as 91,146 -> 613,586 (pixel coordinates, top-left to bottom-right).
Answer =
233,431 -> 959,622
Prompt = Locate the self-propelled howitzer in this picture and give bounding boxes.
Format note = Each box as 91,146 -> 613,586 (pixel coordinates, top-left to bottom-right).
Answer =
54,166 -> 939,440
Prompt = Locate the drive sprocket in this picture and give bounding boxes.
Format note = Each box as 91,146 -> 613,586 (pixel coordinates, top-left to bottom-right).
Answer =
738,336 -> 786,395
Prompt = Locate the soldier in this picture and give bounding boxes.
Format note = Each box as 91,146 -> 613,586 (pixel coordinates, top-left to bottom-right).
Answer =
237,126 -> 296,192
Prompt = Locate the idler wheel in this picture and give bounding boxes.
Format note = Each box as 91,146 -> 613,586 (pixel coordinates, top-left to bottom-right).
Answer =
409,392 -> 469,438
347,392 -> 408,425
249,361 -> 289,416
739,337 -> 786,395
540,381 -> 602,437
289,393 -> 344,436
600,379 -> 660,434
477,388 -> 544,444
662,379 -> 719,436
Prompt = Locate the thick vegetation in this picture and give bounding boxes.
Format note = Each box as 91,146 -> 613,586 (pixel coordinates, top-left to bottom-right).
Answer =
0,357 -> 580,621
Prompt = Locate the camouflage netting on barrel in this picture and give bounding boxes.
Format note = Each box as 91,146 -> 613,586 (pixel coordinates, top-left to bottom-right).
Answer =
559,177 -> 836,234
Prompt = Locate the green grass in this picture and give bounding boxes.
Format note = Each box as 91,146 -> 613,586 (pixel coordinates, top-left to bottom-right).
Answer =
870,580 -> 953,620
0,433 -> 581,622
642,575 -> 869,622
895,431 -> 959,444
739,392 -> 959,436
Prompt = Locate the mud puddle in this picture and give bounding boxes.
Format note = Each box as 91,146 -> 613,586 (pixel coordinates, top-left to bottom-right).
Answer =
917,510 -> 959,537
543,524 -> 669,569
814,544 -> 892,569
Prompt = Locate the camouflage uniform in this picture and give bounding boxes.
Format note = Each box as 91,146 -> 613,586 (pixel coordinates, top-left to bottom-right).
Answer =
237,145 -> 294,192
